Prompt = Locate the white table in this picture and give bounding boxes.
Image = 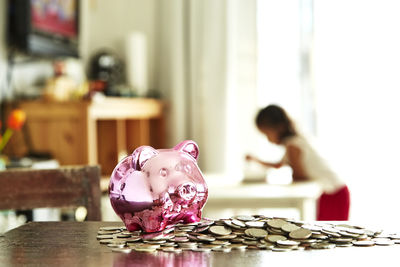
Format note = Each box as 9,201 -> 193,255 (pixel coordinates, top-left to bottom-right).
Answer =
204,181 -> 321,221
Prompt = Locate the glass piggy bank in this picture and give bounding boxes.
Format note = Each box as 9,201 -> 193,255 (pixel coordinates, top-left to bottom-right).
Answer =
109,140 -> 208,232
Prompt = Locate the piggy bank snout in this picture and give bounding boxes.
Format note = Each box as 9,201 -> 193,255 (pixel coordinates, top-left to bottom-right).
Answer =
176,182 -> 197,201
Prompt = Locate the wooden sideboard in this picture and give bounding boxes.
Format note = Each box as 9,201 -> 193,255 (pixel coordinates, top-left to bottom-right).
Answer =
18,97 -> 165,176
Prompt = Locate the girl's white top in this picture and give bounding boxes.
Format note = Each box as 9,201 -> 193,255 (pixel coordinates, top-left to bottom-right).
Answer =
283,135 -> 345,194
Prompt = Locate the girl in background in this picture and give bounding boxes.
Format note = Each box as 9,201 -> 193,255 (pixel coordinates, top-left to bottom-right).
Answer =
246,104 -> 350,220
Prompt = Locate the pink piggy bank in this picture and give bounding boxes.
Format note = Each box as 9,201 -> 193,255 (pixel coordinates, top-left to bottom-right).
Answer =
109,140 -> 208,232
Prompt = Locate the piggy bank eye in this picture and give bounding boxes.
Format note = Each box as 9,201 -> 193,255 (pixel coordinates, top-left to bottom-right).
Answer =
175,163 -> 182,172
160,168 -> 169,177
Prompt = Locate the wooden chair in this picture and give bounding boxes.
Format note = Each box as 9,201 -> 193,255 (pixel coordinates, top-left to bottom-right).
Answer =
0,165 -> 101,221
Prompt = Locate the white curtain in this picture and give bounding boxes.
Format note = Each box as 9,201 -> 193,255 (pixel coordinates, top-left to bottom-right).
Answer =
0,0 -> 8,101
313,0 -> 400,229
157,0 -> 258,181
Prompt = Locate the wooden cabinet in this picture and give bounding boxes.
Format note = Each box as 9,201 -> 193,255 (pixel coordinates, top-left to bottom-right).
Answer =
18,98 -> 165,176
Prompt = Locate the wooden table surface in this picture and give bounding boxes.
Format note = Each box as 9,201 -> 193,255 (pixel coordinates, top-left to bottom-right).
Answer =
0,221 -> 398,267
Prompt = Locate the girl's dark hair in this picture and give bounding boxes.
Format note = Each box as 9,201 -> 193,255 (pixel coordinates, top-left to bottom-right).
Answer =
255,105 -> 297,141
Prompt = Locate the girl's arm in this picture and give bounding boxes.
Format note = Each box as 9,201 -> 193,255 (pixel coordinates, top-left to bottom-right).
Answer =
245,155 -> 283,168
286,144 -> 309,182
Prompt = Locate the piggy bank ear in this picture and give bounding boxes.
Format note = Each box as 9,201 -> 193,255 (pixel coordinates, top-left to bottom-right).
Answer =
131,146 -> 159,171
174,140 -> 199,161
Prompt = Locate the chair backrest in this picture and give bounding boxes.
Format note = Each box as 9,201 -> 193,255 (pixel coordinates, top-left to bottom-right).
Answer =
0,165 -> 101,221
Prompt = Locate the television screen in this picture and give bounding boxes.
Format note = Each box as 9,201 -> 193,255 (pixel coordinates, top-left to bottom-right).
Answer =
31,0 -> 78,38
7,0 -> 79,58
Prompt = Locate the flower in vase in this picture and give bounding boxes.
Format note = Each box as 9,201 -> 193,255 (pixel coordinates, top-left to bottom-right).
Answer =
0,109 -> 27,153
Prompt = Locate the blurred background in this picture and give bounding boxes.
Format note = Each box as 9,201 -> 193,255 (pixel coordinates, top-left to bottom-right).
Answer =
1,0 -> 400,232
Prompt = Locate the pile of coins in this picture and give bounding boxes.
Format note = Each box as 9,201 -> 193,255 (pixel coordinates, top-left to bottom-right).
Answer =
97,215 -> 400,253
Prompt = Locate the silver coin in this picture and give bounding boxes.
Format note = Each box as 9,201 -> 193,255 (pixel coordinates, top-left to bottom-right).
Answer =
389,234 -> 400,240
329,238 -> 353,244
107,243 -> 125,248
295,238 -> 318,244
211,240 -> 230,246
192,247 -> 212,252
97,234 -> 115,240
257,243 -> 274,250
276,240 -> 300,247
99,239 -> 113,244
212,247 -> 232,252
231,238 -> 245,243
197,235 -> 216,242
119,231 -> 134,236
245,221 -> 265,228
336,243 -> 353,247
178,242 -> 198,248
195,226 -> 210,233
272,247 -> 292,252
125,236 -> 142,243
234,215 -> 255,221
136,244 -> 161,249
210,226 -> 233,236
143,240 -> 166,244
321,229 -> 341,238
134,247 -> 157,253
266,235 -> 287,243
231,219 -> 246,228
162,247 -> 181,253
345,227 -> 365,235
229,244 -> 247,250
302,224 -> 322,232
199,244 -> 222,249
161,242 -> 177,247
356,234 -> 370,241
374,238 -> 395,246
223,220 -> 242,229
111,247 -> 132,253
163,227 -> 175,234
198,218 -> 215,226
188,234 -> 199,241
243,240 -> 258,246
289,228 -> 312,239
215,234 -> 237,240
311,242 -> 336,249
97,230 -> 120,235
266,227 -> 285,235
142,232 -> 167,241
243,235 -> 257,241
172,236 -> 190,243
267,219 -> 287,229
352,240 -> 375,247
338,231 -> 359,238
311,233 -> 328,240
174,232 -> 189,237
245,228 -> 268,238
322,226 -> 341,233
281,223 -> 301,233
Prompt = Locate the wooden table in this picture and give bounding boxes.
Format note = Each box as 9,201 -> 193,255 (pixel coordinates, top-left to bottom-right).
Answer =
0,221 -> 398,266
204,182 -> 321,221
18,98 -> 165,176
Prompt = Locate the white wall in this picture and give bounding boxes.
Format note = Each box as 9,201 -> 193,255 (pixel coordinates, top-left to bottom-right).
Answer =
0,0 -> 159,99
313,0 -> 400,230
81,0 -> 158,90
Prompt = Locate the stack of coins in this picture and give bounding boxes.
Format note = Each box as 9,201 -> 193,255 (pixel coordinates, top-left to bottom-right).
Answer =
96,215 -> 400,253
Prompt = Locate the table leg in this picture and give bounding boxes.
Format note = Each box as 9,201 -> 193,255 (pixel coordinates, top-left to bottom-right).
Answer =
116,120 -> 128,161
298,198 -> 316,221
